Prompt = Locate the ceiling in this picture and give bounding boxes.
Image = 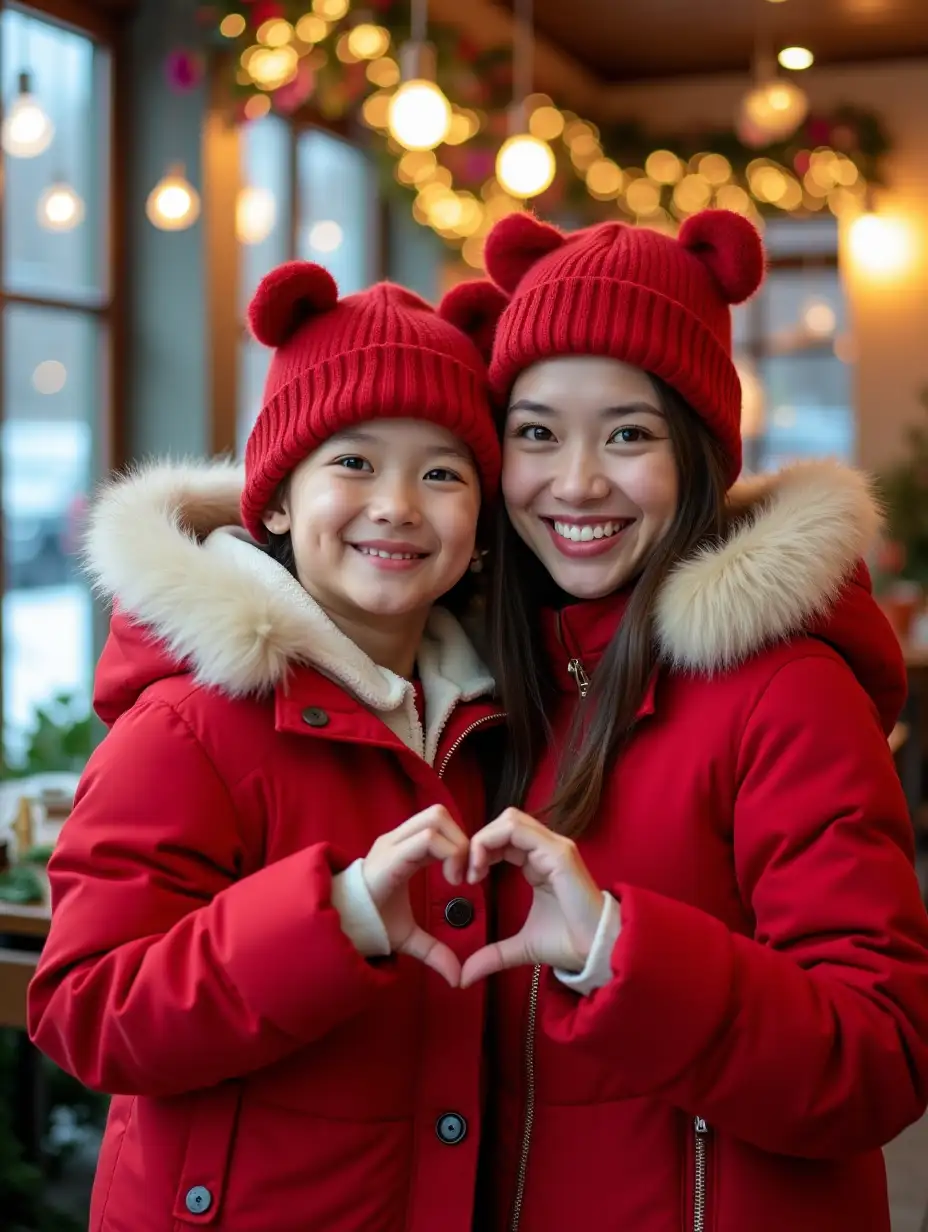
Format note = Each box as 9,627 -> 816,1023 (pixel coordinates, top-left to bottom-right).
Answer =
497,0 -> 928,81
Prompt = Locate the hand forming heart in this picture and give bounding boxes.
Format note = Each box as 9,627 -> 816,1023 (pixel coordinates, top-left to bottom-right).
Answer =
361,805 -> 605,989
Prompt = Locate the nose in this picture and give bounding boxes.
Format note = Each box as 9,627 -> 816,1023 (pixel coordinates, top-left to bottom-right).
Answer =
368,475 -> 422,528
549,444 -> 611,506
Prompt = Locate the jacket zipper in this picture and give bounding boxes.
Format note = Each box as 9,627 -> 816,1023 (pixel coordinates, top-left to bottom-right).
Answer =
693,1117 -> 709,1232
567,658 -> 590,698
436,713 -> 500,779
510,963 -> 541,1232
555,610 -> 591,700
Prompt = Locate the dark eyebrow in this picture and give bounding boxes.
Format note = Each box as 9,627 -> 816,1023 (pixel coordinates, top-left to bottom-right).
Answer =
329,430 -> 474,462
508,398 -> 664,419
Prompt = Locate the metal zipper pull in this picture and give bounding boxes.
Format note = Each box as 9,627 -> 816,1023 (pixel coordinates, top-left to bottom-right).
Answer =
693,1117 -> 709,1232
567,658 -> 590,699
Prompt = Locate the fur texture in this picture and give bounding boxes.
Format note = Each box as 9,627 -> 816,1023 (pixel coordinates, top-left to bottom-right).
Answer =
656,460 -> 881,671
83,459 -> 494,763
85,458 -> 882,699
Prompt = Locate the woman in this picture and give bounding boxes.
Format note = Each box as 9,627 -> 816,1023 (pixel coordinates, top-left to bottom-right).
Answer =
446,210 -> 928,1232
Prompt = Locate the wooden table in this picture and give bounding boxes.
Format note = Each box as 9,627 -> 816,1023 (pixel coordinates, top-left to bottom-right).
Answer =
0,900 -> 50,1029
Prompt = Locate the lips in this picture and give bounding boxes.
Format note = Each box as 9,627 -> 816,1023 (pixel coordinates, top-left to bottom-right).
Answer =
541,516 -> 635,559
550,519 -> 633,544
348,540 -> 429,561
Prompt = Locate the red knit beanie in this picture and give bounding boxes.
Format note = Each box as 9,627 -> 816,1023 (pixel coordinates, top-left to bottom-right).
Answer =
481,210 -> 765,485
241,261 -> 501,539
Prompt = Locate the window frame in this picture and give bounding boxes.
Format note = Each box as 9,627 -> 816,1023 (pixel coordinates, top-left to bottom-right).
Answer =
0,0 -> 124,764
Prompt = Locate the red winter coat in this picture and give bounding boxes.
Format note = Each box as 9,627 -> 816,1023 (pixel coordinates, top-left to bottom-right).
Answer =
483,463 -> 928,1232
28,462 -> 503,1232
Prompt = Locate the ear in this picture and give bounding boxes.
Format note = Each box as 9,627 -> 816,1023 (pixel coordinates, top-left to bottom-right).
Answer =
678,210 -> 765,305
262,506 -> 291,535
261,479 -> 291,535
439,279 -> 509,364
248,261 -> 339,347
483,212 -> 565,294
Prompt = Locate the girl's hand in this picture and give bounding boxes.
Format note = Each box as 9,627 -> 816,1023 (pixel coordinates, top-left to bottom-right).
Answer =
460,808 -> 605,989
362,805 -> 469,987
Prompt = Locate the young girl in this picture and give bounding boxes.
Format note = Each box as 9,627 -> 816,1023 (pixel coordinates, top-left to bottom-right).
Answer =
28,261 -> 504,1232
447,210 -> 928,1231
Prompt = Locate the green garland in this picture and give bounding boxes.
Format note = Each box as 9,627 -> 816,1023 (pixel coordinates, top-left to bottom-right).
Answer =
193,2 -> 890,234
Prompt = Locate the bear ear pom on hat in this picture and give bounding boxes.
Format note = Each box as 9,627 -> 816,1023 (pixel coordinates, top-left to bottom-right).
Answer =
484,208 -> 764,305
677,210 -> 765,305
438,279 -> 509,365
248,260 -> 339,348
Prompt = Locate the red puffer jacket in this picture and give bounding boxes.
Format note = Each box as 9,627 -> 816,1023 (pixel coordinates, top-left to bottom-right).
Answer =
483,463 -> 928,1232
28,462 -> 503,1232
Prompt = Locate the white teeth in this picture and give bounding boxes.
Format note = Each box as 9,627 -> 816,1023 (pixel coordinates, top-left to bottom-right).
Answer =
552,520 -> 626,543
356,547 -> 418,560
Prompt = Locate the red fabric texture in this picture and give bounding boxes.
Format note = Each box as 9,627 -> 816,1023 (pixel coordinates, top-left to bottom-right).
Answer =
482,586 -> 928,1232
483,209 -> 766,485
29,611 -> 503,1232
241,264 -> 501,537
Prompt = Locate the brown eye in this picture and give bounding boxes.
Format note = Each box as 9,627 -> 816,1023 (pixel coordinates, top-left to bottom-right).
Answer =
514,423 -> 555,442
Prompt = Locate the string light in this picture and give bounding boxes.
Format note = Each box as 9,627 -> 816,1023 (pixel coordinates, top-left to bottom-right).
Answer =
347,24 -> 390,60
220,13 -> 247,38
146,164 -> 200,231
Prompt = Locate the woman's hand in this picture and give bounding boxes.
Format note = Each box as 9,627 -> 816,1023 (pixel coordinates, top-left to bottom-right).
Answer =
460,808 -> 605,988
362,805 -> 469,987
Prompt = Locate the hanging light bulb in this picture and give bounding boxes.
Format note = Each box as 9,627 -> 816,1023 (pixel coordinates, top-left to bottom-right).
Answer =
38,181 -> 85,232
2,72 -> 54,158
496,128 -> 555,199
388,39 -> 451,151
146,163 -> 201,231
236,185 -> 277,245
739,51 -> 808,143
494,0 -> 554,201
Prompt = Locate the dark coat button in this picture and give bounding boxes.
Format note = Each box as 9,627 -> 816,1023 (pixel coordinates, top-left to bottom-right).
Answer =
185,1186 -> 213,1215
301,707 -> 329,727
436,1112 -> 467,1144
444,897 -> 474,929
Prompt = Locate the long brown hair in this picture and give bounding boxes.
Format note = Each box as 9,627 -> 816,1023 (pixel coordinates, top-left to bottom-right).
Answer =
489,376 -> 730,838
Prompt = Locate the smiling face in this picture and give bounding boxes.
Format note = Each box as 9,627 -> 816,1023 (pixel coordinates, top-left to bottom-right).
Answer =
262,418 -> 481,633
501,356 -> 680,600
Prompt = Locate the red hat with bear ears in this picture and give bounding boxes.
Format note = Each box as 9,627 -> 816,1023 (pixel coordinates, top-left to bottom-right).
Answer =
240,261 -> 501,538
444,210 -> 765,486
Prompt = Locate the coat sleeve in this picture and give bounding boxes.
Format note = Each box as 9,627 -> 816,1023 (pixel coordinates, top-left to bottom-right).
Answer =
542,654 -> 928,1158
28,697 -> 395,1097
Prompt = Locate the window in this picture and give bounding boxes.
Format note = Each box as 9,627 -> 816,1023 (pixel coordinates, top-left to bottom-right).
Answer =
734,217 -> 854,473
237,120 -> 378,448
1,3 -> 112,759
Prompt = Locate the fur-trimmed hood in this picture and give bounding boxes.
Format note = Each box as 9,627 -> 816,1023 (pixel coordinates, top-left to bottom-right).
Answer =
84,460 -> 495,763
84,458 -> 901,733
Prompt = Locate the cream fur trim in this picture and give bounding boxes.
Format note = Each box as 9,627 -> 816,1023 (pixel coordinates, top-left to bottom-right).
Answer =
655,460 -> 881,672
83,460 -> 494,759
85,457 -> 882,707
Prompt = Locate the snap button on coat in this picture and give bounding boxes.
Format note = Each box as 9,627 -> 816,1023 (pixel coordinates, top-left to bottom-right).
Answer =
301,706 -> 329,727
185,1186 -> 212,1215
436,1112 -> 467,1144
444,897 -> 474,928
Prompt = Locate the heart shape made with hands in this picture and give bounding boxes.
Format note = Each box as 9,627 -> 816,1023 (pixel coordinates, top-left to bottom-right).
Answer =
362,805 -> 606,989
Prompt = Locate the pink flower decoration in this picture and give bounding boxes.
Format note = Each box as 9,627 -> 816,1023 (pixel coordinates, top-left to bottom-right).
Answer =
273,60 -> 315,114
251,1 -> 285,22
165,49 -> 203,93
